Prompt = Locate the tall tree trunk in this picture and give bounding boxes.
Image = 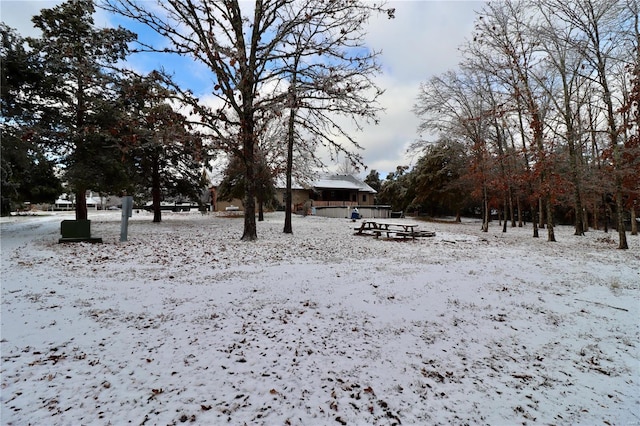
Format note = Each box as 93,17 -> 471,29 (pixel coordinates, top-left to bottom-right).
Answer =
532,202 -> 539,238
515,108 -> 539,237
546,197 -> 556,242
242,185 -> 257,241
258,199 -> 264,222
565,101 -> 585,235
507,121 -> 523,228
588,99 -> 601,231
482,183 -> 489,232
283,189 -> 292,232
615,190 -> 628,248
603,196 -> 610,233
283,89 -> 297,234
631,205 -> 638,236
210,187 -> 217,212
568,162 -> 585,235
241,113 -> 257,241
593,13 -> 628,248
509,188 -> 516,228
517,197 -> 523,227
502,196 -> 508,233
152,154 -> 162,223
490,102 -> 511,233
75,189 -> 88,221
522,68 -> 554,240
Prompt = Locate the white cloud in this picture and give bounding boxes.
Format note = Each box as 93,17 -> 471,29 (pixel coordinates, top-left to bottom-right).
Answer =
1,1 -> 112,36
1,0 -> 483,179
1,1 -> 54,36
351,1 -> 482,177
344,75 -> 421,174
309,2 -> 484,178
367,1 -> 480,81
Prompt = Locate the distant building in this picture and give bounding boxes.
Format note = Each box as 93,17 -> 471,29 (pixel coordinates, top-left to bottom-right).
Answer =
52,192 -> 105,211
53,198 -> 73,211
211,174 -> 388,218
307,175 -> 377,207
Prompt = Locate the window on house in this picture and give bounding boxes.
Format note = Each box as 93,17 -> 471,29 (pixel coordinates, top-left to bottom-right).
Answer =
362,194 -> 367,202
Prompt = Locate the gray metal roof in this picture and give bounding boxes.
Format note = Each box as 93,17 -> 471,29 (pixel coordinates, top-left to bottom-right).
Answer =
275,174 -> 377,194
312,175 -> 377,194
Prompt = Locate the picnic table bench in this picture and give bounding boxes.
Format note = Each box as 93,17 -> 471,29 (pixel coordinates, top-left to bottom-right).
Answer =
354,221 -> 419,240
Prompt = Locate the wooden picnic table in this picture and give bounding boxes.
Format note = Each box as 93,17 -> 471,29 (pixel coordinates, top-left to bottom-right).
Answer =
354,221 -> 419,240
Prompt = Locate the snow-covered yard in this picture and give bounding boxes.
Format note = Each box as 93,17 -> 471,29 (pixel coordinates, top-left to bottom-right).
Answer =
1,211 -> 638,425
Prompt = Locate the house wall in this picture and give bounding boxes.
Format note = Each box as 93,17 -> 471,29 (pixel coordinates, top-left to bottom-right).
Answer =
214,192 -> 304,213
314,205 -> 391,219
313,190 -> 374,206
52,202 -> 99,211
215,198 -> 244,212
211,182 -> 375,213
359,192 -> 375,206
275,188 -> 310,211
214,198 -> 279,213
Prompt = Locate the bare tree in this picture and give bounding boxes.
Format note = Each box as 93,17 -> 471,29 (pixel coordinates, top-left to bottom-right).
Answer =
536,1 -> 591,235
275,1 -> 390,234
465,1 -> 557,241
103,0 -> 390,240
549,0 -> 634,249
413,0 -> 635,247
336,158 -> 361,176
413,69 -> 496,232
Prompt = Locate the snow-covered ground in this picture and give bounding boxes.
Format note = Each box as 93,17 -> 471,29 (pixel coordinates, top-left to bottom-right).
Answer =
1,210 -> 638,425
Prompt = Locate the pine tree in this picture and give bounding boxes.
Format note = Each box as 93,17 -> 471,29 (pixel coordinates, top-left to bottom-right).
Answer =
1,24 -> 62,215
28,0 -> 135,220
116,73 -> 211,223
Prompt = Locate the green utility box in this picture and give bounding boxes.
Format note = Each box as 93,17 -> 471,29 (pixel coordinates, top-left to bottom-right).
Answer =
59,220 -> 102,243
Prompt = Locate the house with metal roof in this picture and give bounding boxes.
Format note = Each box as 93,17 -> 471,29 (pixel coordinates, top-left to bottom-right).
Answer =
308,175 -> 376,207
212,174 -> 390,218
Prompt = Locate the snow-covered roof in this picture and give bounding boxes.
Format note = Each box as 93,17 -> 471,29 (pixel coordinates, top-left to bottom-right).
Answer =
55,198 -> 102,205
274,175 -> 375,193
312,175 -> 377,194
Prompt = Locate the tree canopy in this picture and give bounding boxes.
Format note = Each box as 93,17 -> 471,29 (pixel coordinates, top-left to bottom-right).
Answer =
1,24 -> 62,215
409,0 -> 637,247
102,0 -> 391,240
26,0 -> 136,220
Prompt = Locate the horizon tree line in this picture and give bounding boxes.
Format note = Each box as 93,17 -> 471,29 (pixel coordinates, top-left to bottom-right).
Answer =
1,0 -> 391,240
2,0 -> 636,250
401,0 -> 637,249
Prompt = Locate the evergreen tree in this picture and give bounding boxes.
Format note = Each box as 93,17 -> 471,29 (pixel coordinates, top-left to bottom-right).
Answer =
378,166 -> 411,212
116,73 -> 211,223
27,0 -> 135,220
411,140 -> 471,220
217,149 -> 276,222
1,24 -> 62,215
364,170 -> 382,193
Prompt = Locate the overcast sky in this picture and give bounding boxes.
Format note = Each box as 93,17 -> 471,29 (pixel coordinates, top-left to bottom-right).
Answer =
1,0 -> 483,179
